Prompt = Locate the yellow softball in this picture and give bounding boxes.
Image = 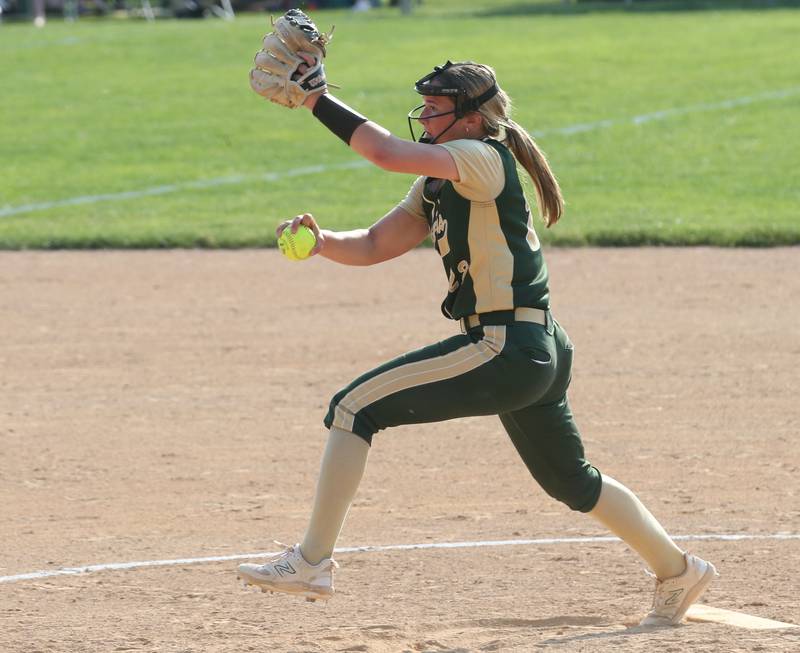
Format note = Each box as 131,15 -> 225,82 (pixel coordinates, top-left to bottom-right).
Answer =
278,224 -> 316,261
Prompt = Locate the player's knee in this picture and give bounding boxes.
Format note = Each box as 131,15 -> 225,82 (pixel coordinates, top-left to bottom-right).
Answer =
541,464 -> 602,513
324,394 -> 374,445
324,393 -> 354,433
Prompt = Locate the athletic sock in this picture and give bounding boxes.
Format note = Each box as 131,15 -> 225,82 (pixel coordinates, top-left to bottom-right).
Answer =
588,474 -> 686,580
300,427 -> 370,565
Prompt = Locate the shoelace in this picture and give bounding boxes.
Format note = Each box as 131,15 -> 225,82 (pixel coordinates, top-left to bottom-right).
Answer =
644,569 -> 661,610
258,540 -> 293,561
272,540 -> 293,551
265,540 -> 340,569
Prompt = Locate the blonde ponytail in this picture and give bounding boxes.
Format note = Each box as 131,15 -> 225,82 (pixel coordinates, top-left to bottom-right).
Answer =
435,61 -> 565,227
501,119 -> 564,227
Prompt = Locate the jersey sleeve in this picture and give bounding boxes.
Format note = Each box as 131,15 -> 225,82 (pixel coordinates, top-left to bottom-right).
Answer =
439,139 -> 505,202
397,176 -> 428,222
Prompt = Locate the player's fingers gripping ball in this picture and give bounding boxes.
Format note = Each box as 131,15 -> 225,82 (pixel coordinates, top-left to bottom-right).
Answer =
278,224 -> 317,261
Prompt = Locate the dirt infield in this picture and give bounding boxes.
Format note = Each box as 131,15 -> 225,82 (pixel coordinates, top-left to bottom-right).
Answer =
2,248 -> 799,652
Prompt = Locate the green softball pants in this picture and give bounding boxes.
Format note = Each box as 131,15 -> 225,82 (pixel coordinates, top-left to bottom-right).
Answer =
324,316 -> 602,513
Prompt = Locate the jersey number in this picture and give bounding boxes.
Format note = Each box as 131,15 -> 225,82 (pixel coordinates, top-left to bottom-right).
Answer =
431,208 -> 450,258
448,260 -> 470,293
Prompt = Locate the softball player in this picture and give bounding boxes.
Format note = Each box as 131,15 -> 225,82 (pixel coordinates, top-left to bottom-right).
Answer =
238,61 -> 717,626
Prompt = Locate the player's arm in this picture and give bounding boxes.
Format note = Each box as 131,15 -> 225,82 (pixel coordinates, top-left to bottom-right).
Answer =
304,93 -> 459,181
321,205 -> 430,265
248,31 -> 457,180
349,121 -> 458,180
277,206 -> 429,267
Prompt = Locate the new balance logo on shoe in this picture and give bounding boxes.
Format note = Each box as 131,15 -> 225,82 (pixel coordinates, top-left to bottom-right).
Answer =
274,561 -> 296,577
664,589 -> 684,606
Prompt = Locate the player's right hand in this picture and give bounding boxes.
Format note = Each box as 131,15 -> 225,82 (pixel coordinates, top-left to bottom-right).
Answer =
276,213 -> 324,256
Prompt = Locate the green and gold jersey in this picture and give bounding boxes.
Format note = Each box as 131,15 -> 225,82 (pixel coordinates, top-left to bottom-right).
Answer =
399,138 -> 550,320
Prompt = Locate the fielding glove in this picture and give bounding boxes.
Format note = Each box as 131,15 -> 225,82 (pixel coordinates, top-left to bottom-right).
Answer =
249,9 -> 333,109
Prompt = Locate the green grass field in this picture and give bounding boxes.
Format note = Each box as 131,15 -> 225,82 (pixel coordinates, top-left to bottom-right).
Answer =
1,1 -> 798,248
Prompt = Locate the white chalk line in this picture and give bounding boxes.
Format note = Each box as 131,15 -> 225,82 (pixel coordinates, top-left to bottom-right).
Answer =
2,532 -> 798,585
534,85 -> 800,137
0,160 -> 371,220
2,86 -> 799,220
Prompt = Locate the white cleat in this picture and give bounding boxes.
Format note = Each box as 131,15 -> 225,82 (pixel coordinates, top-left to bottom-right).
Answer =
237,542 -> 338,602
640,553 -> 719,627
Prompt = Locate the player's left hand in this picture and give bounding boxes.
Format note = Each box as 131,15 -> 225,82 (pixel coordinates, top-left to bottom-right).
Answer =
250,9 -> 332,109
276,213 -> 325,256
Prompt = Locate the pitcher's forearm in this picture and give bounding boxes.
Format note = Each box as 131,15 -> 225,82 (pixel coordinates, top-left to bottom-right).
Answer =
318,229 -> 377,266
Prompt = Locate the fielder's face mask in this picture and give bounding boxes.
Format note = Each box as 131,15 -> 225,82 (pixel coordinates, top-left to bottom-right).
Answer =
407,60 -> 499,144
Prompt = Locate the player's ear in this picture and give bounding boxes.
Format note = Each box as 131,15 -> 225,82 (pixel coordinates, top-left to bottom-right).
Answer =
464,111 -> 483,132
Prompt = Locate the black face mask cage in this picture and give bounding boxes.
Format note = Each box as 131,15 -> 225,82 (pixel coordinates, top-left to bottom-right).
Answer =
407,61 -> 500,143
406,104 -> 458,144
